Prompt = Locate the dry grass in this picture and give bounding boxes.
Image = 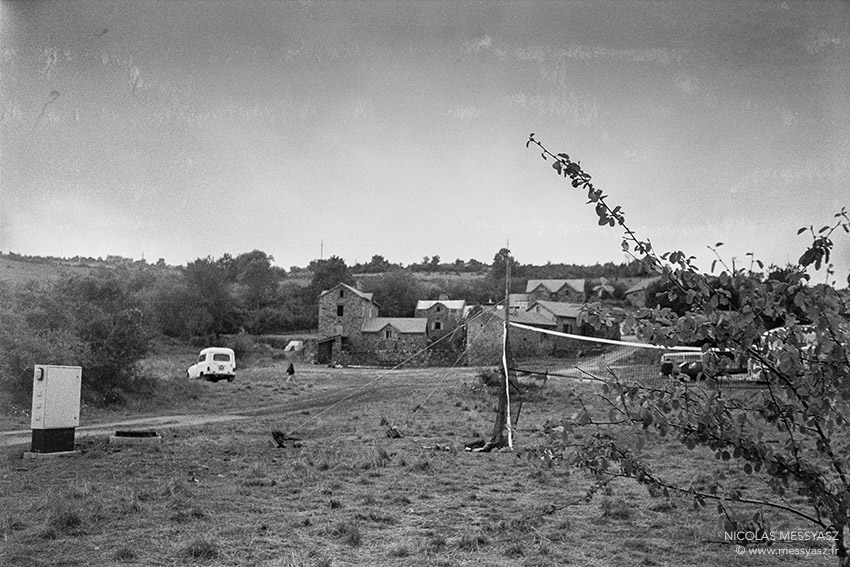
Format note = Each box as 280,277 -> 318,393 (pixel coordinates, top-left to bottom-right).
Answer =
0,357 -> 837,566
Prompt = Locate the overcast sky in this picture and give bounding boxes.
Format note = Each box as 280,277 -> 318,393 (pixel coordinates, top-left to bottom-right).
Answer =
1,0 -> 848,282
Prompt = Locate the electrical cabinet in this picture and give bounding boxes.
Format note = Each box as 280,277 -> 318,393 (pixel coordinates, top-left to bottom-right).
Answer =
30,365 -> 82,453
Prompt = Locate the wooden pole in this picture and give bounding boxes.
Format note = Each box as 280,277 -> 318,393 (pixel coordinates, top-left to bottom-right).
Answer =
503,250 -> 513,449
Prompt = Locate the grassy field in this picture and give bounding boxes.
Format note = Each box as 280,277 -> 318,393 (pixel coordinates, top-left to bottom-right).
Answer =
0,352 -> 838,566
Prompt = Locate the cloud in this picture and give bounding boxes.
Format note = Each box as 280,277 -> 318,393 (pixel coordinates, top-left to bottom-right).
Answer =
674,75 -> 699,96
446,105 -> 484,120
514,44 -> 688,66
465,34 -> 493,53
504,89 -> 600,125
729,157 -> 849,195
803,29 -> 841,54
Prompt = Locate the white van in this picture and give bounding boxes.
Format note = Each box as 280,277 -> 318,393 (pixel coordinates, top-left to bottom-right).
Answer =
188,347 -> 236,382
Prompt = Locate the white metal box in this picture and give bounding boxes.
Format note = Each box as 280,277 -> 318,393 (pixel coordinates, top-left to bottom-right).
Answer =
31,365 -> 82,430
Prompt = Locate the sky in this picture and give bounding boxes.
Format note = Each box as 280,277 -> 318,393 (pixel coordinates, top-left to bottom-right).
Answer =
1,0 -> 848,283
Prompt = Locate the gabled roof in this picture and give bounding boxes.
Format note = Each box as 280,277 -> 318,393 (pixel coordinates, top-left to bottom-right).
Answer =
528,300 -> 584,319
625,276 -> 662,295
525,279 -> 585,294
494,307 -> 557,327
509,293 -> 530,304
361,317 -> 428,334
319,282 -> 376,303
415,299 -> 467,311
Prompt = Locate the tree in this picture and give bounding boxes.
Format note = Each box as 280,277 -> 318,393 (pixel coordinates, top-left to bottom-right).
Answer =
528,134 -> 850,564
362,270 -> 422,317
235,250 -> 278,310
184,257 -> 240,336
307,256 -> 354,301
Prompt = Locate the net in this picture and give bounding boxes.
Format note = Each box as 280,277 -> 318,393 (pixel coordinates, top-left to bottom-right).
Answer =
508,322 -> 767,390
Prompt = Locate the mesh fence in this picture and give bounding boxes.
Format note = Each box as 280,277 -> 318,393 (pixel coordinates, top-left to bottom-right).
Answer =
508,322 -> 768,390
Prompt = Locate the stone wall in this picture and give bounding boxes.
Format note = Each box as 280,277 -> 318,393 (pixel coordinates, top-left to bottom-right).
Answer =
317,286 -> 378,350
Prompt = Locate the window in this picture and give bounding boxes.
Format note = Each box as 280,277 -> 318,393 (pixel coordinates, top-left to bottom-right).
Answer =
213,353 -> 230,362
339,289 -> 344,298
433,321 -> 442,330
384,329 -> 393,339
436,305 -> 442,312
337,305 -> 344,316
198,354 -> 206,362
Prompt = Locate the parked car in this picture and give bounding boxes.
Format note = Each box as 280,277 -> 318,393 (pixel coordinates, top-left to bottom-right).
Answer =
188,347 -> 236,382
660,349 -> 747,381
747,325 -> 817,381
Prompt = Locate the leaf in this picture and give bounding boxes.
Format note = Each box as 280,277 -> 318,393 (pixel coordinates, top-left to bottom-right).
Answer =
797,227 -> 807,235
557,153 -> 569,160
715,242 -> 723,248
541,152 -> 547,161
711,259 -> 717,273
621,240 -> 629,252
552,160 -> 562,174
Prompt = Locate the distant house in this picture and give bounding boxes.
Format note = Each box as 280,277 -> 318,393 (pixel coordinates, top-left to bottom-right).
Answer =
525,279 -> 586,303
527,300 -> 584,334
465,306 -> 557,365
361,317 -> 428,364
625,277 -> 661,308
528,300 -> 620,340
508,293 -> 530,314
317,283 -> 380,363
415,299 -> 467,338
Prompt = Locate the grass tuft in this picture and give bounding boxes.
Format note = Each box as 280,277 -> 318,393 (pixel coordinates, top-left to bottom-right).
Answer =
329,521 -> 361,547
182,537 -> 219,560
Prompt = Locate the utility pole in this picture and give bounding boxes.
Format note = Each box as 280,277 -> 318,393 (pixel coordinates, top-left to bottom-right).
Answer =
487,246 -> 516,450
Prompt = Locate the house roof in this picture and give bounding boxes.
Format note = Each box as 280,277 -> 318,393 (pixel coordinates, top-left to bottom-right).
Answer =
361,317 -> 428,334
319,282 -> 376,303
495,308 -> 557,327
509,293 -> 530,304
415,299 -> 467,311
528,300 -> 584,319
625,276 -> 662,295
525,279 -> 585,294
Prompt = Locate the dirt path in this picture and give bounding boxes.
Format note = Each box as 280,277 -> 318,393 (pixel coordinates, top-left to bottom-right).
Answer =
0,378 -> 449,447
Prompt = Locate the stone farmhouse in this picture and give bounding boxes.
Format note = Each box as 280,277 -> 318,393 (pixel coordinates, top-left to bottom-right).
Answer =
526,279 -> 586,303
316,283 -> 380,364
415,298 -> 467,338
466,296 -> 621,365
317,283 -> 461,366
625,276 -> 661,308
361,317 -> 428,364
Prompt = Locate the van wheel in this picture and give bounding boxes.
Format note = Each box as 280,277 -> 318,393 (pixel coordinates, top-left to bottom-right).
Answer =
227,376 -> 234,382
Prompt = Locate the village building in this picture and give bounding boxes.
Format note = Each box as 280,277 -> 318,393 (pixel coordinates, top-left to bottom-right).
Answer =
525,279 -> 586,303
360,317 -> 428,365
316,283 -> 380,364
414,298 -> 467,338
465,306 -> 557,365
508,293 -> 530,314
625,276 -> 661,308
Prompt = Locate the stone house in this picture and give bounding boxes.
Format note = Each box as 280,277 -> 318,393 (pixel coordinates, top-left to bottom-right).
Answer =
625,277 -> 661,308
528,300 -> 621,340
360,317 -> 428,365
317,283 -> 380,363
465,306 -> 557,365
508,293 -> 530,314
527,300 -> 584,334
415,299 -> 467,338
525,279 -> 586,303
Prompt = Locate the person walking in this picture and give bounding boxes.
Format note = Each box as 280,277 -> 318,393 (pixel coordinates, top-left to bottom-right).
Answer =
285,360 -> 295,383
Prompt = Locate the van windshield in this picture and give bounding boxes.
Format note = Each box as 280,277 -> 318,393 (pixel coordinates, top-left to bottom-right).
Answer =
212,354 -> 231,362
